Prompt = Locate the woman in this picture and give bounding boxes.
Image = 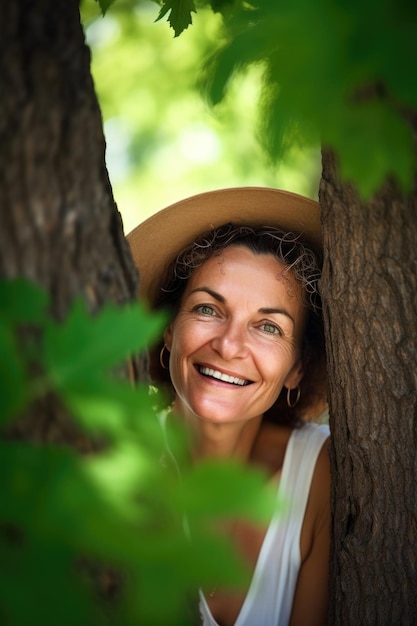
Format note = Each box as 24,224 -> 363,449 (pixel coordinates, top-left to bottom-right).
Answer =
128,187 -> 330,626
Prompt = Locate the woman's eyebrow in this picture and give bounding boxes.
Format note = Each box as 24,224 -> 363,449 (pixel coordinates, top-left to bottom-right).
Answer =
258,307 -> 295,325
189,286 -> 225,303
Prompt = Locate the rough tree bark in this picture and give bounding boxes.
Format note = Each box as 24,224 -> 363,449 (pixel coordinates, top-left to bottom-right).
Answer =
0,0 -> 143,447
320,149 -> 417,624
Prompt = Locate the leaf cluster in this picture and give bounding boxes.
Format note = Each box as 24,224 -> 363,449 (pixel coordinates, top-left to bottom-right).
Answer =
97,0 -> 417,196
0,279 -> 279,625
202,0 -> 417,196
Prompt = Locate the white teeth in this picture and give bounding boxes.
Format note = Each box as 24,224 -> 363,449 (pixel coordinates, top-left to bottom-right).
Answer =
199,366 -> 248,386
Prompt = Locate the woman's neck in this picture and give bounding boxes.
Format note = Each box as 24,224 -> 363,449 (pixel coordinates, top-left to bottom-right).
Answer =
178,410 -> 263,463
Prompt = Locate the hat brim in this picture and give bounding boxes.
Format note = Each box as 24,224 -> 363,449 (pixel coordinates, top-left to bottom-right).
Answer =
127,187 -> 321,305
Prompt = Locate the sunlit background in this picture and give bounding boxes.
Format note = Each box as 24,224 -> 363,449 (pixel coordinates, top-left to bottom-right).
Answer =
81,0 -> 321,235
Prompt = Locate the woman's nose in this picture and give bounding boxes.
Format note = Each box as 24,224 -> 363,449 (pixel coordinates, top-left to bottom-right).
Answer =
210,321 -> 248,360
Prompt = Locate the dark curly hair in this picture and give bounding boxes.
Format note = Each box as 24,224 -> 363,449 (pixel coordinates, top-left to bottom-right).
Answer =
149,223 -> 327,427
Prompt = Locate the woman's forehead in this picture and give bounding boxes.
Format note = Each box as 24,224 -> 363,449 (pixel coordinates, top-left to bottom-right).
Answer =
185,245 -> 304,301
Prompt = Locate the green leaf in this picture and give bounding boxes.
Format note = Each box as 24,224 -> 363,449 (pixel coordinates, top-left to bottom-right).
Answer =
94,0 -> 116,17
0,277 -> 48,324
178,459 -> 281,522
0,539 -> 93,626
62,380 -> 145,436
156,0 -> 197,37
44,299 -> 166,393
1,440 -> 144,557
210,0 -> 236,13
323,101 -> 415,198
179,524 -> 250,590
64,380 -> 169,449
0,324 -> 29,423
0,279 -> 45,422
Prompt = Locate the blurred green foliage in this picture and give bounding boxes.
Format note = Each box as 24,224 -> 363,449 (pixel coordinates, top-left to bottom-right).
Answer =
201,0 -> 417,196
82,0 -> 320,233
1,279 -> 279,625
92,0 -> 417,199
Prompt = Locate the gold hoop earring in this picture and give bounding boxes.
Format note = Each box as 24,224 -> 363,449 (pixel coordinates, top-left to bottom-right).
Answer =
159,345 -> 170,370
287,385 -> 301,408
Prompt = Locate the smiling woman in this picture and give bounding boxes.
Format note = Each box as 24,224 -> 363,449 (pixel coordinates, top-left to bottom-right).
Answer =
164,246 -> 306,428
127,187 -> 330,626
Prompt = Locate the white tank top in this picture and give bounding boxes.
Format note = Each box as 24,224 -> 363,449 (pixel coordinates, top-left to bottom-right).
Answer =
199,423 -> 329,626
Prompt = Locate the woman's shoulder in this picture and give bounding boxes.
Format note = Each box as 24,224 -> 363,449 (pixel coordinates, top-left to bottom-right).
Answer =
294,422 -> 330,500
293,421 -> 330,447
251,421 -> 329,477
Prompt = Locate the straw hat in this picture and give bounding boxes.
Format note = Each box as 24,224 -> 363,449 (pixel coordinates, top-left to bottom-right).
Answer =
127,187 -> 321,305
127,187 -> 325,418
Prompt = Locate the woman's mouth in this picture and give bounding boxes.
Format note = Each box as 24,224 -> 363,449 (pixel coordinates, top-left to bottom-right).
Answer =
197,365 -> 251,386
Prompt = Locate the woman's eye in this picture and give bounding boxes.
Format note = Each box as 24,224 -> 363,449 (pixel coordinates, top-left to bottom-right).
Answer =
260,322 -> 281,335
195,304 -> 215,316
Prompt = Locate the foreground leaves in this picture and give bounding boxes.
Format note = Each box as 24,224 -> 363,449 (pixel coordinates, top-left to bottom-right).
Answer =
1,279 -> 279,625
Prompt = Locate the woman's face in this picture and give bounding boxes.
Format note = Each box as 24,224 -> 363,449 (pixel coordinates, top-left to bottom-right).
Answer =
164,244 -> 306,425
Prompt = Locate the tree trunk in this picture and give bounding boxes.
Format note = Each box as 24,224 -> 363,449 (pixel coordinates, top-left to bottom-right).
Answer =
320,151 -> 417,624
0,0 -> 142,446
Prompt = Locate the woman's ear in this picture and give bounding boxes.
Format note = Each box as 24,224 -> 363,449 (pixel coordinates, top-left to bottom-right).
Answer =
284,358 -> 304,390
164,324 -> 173,351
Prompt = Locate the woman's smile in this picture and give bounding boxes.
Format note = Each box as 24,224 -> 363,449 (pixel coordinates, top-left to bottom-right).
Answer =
164,245 -> 306,424
196,364 -> 252,386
